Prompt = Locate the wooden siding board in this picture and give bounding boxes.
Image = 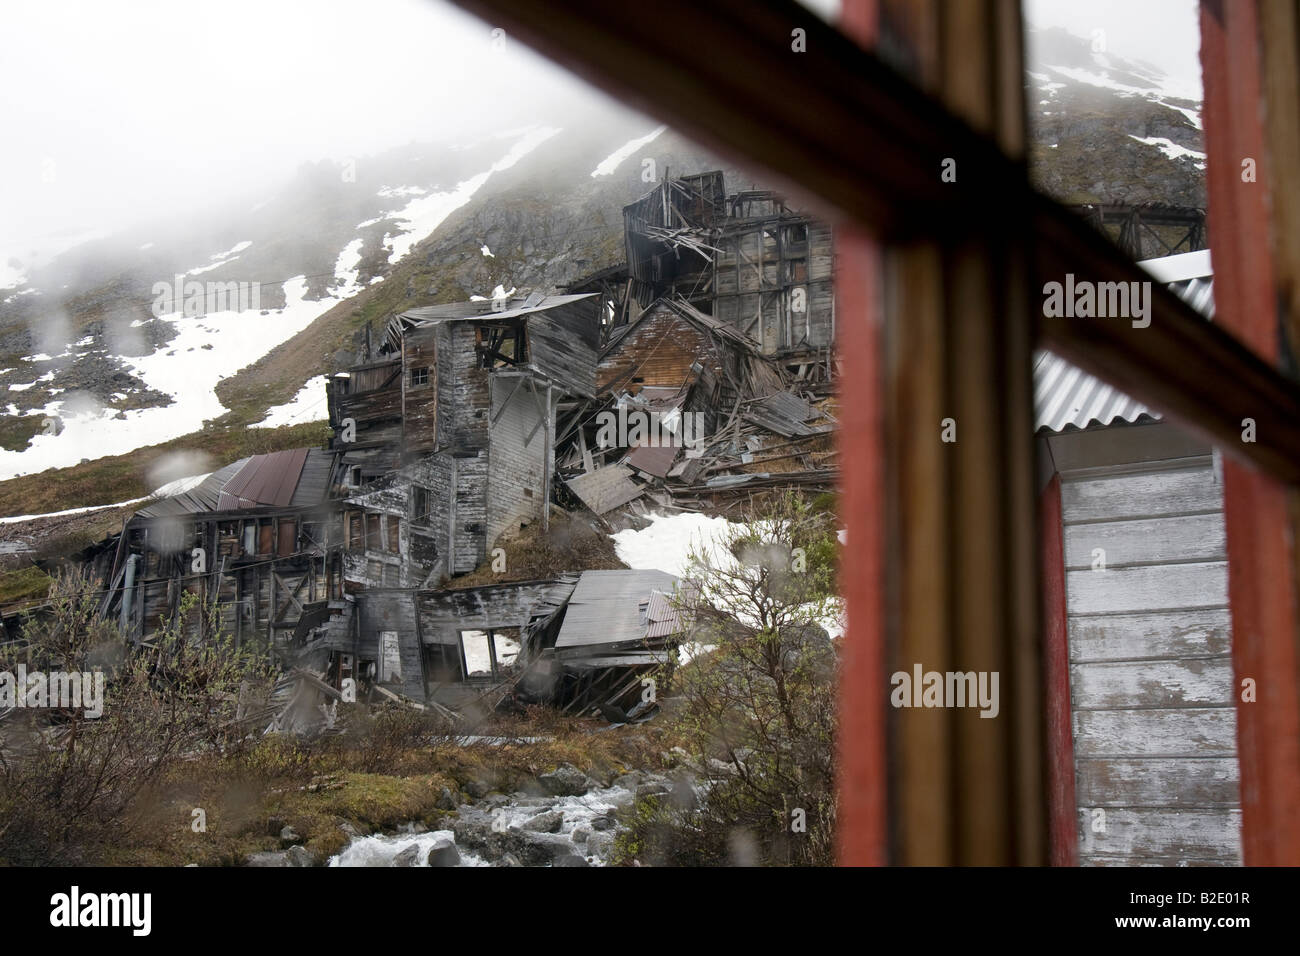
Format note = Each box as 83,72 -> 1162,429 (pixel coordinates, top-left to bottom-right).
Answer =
1069,608 -> 1233,662
1061,457 -> 1240,863
1063,513 -> 1226,568
1076,758 -> 1240,807
1061,467 -> 1223,522
1072,707 -> 1238,757
1078,808 -> 1242,861
488,377 -> 549,545
1070,659 -> 1235,710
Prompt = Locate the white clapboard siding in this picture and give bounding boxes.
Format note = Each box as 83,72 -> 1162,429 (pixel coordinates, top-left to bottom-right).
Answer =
1062,466 -> 1223,522
1071,659 -> 1234,709
1069,609 -> 1231,662
1061,458 -> 1241,865
1072,707 -> 1238,757
1075,758 -> 1239,807
1063,512 -> 1226,568
1078,809 -> 1242,860
1067,563 -> 1228,615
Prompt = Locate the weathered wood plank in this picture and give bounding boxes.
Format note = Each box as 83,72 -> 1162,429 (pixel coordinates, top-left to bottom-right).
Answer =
1063,513 -> 1226,569
1075,758 -> 1240,807
1069,608 -> 1232,662
1077,808 -> 1241,860
1071,658 -> 1234,710
1073,707 -> 1238,757
1062,467 -> 1222,523
1067,562 -> 1228,615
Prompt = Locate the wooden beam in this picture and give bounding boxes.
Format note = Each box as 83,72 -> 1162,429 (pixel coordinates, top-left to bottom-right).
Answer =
831,0 -> 887,870
1200,0 -> 1300,866
1039,473 -> 1078,867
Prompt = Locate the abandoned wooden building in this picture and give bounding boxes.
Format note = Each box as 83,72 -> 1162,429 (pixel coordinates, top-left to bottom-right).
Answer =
99,447 -> 351,655
1035,251 -> 1242,865
572,169 -> 835,374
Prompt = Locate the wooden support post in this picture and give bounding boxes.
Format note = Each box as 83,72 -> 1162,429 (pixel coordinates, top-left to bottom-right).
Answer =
1200,0 -> 1300,865
1040,473 -> 1078,866
543,383 -> 553,532
873,0 -> 1044,865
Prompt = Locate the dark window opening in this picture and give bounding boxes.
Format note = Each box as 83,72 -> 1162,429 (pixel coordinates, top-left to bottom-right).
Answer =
411,486 -> 431,524
410,366 -> 429,387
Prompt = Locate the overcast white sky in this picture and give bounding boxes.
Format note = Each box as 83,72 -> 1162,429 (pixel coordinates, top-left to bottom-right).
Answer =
1,0 -> 1204,266
1024,0 -> 1203,98
0,0 -> 606,264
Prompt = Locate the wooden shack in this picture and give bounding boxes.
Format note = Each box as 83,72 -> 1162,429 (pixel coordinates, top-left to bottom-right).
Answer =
1037,253 -> 1240,865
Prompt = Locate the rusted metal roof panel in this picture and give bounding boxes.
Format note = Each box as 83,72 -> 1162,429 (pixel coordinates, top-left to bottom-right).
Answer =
218,447 -> 309,509
137,448 -> 336,518
134,458 -> 249,518
627,442 -> 680,478
565,464 -> 644,514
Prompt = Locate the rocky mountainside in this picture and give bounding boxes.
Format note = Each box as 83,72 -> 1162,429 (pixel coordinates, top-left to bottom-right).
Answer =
1027,26 -> 1205,206
0,25 -> 1204,514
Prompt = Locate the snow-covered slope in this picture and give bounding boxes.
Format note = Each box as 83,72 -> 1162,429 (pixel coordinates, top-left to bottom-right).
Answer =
1026,27 -> 1204,207
0,127 -> 563,479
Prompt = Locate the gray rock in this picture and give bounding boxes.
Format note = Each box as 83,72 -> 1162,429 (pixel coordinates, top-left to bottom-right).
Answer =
286,846 -> 317,867
279,825 -> 302,846
612,771 -> 644,789
436,787 -> 458,811
538,763 -> 594,797
500,853 -> 523,867
552,853 -> 590,867
590,815 -> 616,832
636,779 -> 672,800
393,844 -> 422,867
586,831 -> 616,860
524,810 -> 564,834
571,826 -> 592,845
338,821 -> 363,840
426,838 -> 460,868
246,851 -> 290,867
397,820 -> 428,835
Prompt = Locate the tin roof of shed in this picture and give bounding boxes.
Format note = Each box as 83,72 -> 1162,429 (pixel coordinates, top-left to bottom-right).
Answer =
1033,251 -> 1214,434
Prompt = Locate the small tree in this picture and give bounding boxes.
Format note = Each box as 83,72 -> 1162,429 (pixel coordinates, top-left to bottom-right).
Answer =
618,492 -> 841,866
0,570 -> 275,864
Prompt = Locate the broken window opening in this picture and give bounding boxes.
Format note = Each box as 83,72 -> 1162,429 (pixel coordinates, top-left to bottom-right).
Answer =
458,627 -> 522,681
476,323 -> 527,369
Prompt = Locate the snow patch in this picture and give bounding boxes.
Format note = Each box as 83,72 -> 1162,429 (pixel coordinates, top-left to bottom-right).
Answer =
254,375 -> 329,428
591,126 -> 667,177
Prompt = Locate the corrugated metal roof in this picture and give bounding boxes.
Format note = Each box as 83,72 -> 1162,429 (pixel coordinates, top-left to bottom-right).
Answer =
555,569 -> 681,649
1034,252 -> 1213,434
135,458 -> 249,518
219,447 -> 309,509
399,294 -> 597,326
136,448 -> 337,518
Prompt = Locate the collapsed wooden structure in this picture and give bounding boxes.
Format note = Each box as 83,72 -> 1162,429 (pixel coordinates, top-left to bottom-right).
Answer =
71,169 -> 837,726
